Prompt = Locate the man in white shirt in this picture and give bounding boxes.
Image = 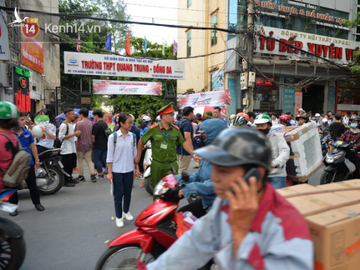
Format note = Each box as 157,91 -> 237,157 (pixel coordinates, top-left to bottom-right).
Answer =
343,111 -> 351,127
58,108 -> 80,187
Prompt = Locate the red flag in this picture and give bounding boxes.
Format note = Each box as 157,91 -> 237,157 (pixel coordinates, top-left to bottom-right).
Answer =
126,31 -> 131,56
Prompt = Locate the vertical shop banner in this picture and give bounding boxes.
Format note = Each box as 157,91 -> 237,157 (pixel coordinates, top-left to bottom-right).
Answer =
294,92 -> 303,114
283,86 -> 295,115
0,5 -> 10,61
212,69 -> 224,91
13,66 -> 31,113
227,77 -> 237,116
178,90 -> 231,108
328,86 -> 335,113
21,36 -> 44,74
93,80 -> 162,96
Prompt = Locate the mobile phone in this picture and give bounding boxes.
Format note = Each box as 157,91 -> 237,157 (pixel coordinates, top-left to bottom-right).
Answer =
231,168 -> 262,195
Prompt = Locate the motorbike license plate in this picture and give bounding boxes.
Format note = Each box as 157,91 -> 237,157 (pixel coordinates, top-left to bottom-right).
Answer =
336,141 -> 343,145
58,161 -> 64,168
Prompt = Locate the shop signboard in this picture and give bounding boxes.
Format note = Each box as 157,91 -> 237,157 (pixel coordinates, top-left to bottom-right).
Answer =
21,36 -> 44,74
93,80 -> 162,96
64,52 -> 185,80
212,69 -> 225,91
0,6 -> 10,61
13,65 -> 31,113
283,86 -> 295,115
255,26 -> 360,65
328,86 -> 335,113
294,92 -> 303,114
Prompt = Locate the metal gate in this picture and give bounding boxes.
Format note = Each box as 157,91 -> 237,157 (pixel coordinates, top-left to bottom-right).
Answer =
44,86 -> 81,116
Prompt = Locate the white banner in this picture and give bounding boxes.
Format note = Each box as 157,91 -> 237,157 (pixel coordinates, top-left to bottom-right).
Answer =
93,80 -> 162,96
64,52 -> 185,80
256,26 -> 360,64
178,90 -> 231,108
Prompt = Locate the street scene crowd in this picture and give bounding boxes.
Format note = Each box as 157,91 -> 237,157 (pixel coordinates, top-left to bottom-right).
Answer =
1,100 -> 360,269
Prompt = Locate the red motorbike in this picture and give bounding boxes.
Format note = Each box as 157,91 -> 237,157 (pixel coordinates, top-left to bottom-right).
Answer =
95,174 -> 211,270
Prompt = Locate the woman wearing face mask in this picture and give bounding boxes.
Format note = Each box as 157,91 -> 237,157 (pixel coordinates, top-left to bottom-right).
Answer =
254,114 -> 290,189
175,118 -> 227,218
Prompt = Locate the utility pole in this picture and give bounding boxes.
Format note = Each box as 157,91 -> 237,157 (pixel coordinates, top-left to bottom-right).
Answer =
246,0 -> 254,112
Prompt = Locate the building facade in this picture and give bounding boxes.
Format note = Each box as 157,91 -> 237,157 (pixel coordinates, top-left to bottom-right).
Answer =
0,0 -> 60,116
178,0 -> 360,116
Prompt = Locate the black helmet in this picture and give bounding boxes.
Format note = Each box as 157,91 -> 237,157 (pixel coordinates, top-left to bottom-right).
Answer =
193,127 -> 272,170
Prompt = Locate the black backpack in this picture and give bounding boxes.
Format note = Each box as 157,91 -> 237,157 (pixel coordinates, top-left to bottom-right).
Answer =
54,122 -> 69,149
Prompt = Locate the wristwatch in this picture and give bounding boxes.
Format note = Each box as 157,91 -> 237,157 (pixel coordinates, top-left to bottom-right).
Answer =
35,159 -> 40,162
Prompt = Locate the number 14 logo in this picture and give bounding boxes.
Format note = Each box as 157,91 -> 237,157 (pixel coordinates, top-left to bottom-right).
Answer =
21,18 -> 40,39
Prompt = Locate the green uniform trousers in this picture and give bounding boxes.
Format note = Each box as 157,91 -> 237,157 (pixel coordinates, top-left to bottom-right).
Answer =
151,159 -> 178,200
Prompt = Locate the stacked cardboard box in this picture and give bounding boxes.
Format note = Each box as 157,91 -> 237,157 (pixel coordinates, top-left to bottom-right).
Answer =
276,122 -> 323,182
277,180 -> 360,270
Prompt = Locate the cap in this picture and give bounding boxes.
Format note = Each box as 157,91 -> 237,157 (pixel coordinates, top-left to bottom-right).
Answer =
157,102 -> 174,116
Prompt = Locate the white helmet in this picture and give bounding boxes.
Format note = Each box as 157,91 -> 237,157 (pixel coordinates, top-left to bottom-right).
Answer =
315,113 -> 320,117
322,118 -> 328,123
143,116 -> 151,122
156,115 -> 161,121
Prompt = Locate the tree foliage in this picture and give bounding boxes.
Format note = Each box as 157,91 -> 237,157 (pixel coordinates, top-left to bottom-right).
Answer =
345,15 -> 360,76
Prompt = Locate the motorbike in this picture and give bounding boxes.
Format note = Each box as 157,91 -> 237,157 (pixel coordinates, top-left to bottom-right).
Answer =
321,134 -> 332,157
0,189 -> 26,269
95,173 -> 213,270
19,148 -> 68,195
320,140 -> 356,185
143,142 -> 153,195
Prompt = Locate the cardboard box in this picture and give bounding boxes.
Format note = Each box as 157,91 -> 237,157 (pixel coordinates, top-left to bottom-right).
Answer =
277,180 -> 360,270
276,122 -> 323,182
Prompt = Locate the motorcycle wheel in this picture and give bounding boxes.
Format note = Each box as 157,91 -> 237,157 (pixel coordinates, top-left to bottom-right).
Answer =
144,176 -> 153,196
320,171 -> 338,185
38,165 -> 64,195
0,232 -> 26,270
95,244 -> 155,270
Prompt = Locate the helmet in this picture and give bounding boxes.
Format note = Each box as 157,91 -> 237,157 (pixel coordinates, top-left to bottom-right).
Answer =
351,116 -> 360,122
193,127 -> 272,170
229,114 -> 236,120
235,116 -> 249,126
156,115 -> 161,121
143,116 -> 151,122
254,114 -> 271,124
296,114 -> 309,122
322,118 -> 328,123
0,101 -> 19,119
237,113 -> 249,121
315,113 -> 320,117
279,114 -> 292,123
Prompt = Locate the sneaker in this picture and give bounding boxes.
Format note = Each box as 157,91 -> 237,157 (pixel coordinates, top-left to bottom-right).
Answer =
77,176 -> 85,182
91,174 -> 97,182
64,182 -> 75,187
123,212 -> 134,221
68,178 -> 79,184
116,217 -> 124,228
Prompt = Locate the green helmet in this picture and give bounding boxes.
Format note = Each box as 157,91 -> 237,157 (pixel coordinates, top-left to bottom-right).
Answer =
0,101 -> 20,119
296,114 -> 309,122
254,114 -> 271,124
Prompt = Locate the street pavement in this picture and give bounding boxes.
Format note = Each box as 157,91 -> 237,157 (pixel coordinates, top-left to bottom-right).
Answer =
1,159 -> 323,270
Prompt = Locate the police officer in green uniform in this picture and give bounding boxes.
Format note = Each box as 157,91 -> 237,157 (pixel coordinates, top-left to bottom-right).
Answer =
135,103 -> 194,200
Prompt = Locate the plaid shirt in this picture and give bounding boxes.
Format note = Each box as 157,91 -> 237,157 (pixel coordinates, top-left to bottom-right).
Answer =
338,130 -> 360,157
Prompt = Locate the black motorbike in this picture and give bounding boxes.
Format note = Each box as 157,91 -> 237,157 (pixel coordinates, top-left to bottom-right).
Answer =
34,148 -> 68,195
321,134 -> 332,157
0,189 -> 26,269
320,140 -> 356,184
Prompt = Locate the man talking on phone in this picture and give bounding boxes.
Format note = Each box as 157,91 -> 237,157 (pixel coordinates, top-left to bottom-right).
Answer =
140,128 -> 313,270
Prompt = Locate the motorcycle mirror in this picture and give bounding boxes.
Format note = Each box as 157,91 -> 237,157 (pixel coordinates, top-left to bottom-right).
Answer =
181,171 -> 190,182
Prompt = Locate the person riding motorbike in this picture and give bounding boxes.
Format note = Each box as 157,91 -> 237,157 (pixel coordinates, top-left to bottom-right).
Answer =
233,113 -> 249,127
175,118 -> 227,218
296,114 -> 309,126
141,127 -> 313,270
320,118 -> 330,135
279,114 -> 292,127
229,114 -> 236,127
336,116 -> 360,178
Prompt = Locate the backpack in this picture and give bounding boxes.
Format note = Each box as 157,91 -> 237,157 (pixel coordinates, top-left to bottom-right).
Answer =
54,122 -> 69,149
0,133 -> 31,187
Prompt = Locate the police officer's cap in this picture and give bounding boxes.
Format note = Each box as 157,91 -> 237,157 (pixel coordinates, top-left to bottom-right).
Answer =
157,102 -> 174,115
193,127 -> 272,170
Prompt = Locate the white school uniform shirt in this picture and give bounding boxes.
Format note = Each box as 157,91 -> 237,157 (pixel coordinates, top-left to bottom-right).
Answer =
106,130 -> 137,173
58,122 -> 76,155
37,123 -> 56,149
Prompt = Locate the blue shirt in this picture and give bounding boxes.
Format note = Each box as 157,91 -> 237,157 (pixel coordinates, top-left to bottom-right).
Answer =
16,128 -> 35,165
176,118 -> 194,156
140,126 -> 149,137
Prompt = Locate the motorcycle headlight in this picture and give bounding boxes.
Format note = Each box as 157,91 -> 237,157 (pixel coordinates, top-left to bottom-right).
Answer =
153,181 -> 169,196
326,156 -> 334,163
